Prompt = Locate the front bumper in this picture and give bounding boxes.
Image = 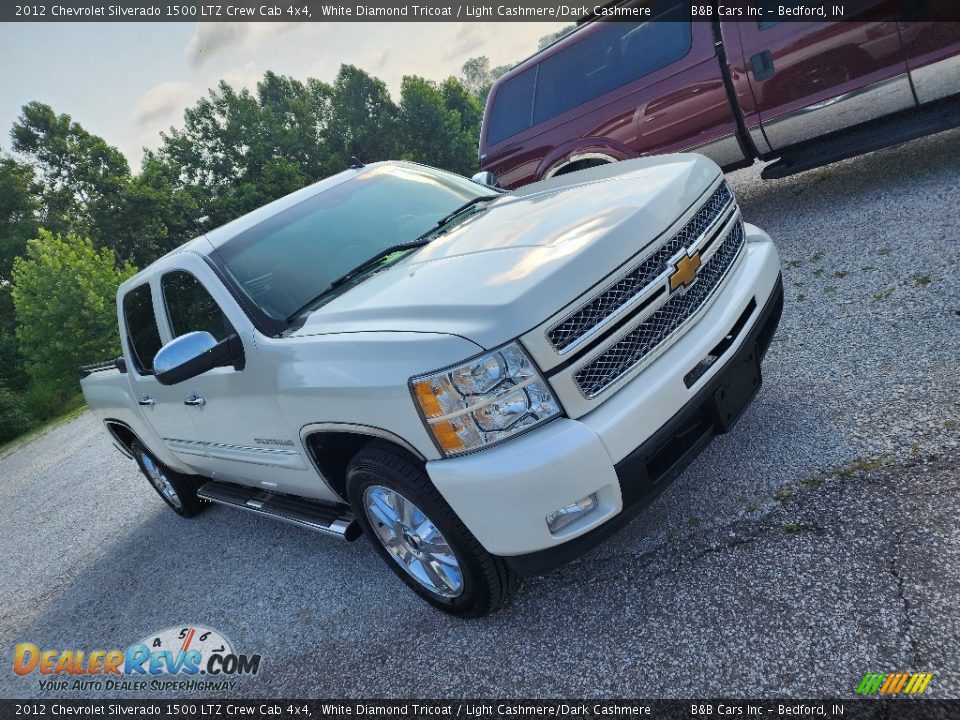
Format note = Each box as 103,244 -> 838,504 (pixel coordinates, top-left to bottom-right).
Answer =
426,227 -> 782,572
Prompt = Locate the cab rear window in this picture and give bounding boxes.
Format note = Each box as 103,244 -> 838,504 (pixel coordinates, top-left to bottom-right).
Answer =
485,14 -> 691,145
122,284 -> 162,374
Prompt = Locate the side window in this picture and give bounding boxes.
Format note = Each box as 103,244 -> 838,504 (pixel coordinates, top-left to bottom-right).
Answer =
122,284 -> 163,374
486,67 -> 537,145
534,19 -> 692,126
161,271 -> 236,342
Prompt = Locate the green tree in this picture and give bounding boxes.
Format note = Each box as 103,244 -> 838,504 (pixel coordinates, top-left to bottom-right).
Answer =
0,153 -> 39,281
12,230 -> 135,402
324,65 -> 399,168
11,102 -> 131,248
538,24 -> 575,49
0,382 -> 32,444
459,56 -> 513,104
397,76 -> 476,175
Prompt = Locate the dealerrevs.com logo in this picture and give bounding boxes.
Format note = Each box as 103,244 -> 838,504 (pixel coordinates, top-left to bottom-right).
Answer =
13,625 -> 262,692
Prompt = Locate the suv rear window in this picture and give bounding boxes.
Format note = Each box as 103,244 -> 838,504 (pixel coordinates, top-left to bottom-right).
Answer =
486,14 -> 692,145
122,284 -> 163,374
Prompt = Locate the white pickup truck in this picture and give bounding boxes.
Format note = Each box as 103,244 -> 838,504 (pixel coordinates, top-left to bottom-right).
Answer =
81,157 -> 782,617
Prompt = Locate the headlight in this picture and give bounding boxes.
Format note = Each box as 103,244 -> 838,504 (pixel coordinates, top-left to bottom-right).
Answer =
410,342 -> 562,456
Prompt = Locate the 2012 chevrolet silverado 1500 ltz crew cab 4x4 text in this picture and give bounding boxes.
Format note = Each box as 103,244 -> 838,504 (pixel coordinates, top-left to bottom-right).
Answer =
81,157 -> 783,617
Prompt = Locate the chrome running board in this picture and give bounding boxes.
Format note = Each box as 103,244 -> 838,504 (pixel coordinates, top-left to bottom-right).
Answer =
198,480 -> 361,541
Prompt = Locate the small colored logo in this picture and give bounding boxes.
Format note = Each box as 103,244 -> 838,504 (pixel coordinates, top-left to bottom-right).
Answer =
669,250 -> 702,293
857,672 -> 933,695
13,625 -> 261,691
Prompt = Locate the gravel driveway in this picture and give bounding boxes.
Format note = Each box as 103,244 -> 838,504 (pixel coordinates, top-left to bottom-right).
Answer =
1,128 -> 958,699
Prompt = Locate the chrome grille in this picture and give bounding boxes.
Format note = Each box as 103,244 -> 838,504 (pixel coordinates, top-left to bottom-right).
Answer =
573,221 -> 745,398
547,182 -> 734,353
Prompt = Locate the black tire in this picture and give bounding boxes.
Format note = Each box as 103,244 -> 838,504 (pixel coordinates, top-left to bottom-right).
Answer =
131,441 -> 207,518
346,443 -> 519,618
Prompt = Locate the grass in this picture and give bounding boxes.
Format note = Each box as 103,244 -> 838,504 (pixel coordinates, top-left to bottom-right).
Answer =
775,486 -> 795,501
811,252 -> 824,262
913,273 -> 932,287
813,268 -> 825,278
0,399 -> 87,458
801,473 -> 827,489
873,287 -> 894,302
836,454 -> 895,478
780,522 -> 814,534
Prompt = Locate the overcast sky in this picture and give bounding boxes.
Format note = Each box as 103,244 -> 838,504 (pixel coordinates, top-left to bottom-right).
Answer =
0,21 -> 563,168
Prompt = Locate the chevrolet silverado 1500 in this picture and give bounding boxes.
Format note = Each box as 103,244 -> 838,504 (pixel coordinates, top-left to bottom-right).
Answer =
81,157 -> 782,617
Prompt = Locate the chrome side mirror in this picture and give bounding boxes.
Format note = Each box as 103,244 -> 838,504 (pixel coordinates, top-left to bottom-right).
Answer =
471,171 -> 499,188
154,331 -> 244,385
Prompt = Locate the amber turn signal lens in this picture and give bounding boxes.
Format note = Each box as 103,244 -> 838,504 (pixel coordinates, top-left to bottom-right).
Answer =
430,421 -> 465,452
413,380 -> 442,418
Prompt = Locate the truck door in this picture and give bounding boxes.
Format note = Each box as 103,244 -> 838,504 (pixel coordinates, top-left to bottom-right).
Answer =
121,282 -> 204,467
156,258 -> 320,498
898,1 -> 960,104
731,1 -> 913,151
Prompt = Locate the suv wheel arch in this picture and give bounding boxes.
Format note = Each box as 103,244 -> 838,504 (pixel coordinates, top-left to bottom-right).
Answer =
545,152 -> 618,179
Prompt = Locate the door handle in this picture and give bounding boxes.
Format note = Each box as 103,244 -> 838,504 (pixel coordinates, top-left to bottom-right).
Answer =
138,396 -> 155,407
184,394 -> 206,407
750,50 -> 775,81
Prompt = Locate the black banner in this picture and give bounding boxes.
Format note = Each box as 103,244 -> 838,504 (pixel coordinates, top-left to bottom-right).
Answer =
2,700 -> 960,720
3,1 -> 960,23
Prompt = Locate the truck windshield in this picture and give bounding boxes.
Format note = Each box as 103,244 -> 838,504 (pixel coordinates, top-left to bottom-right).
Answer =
214,164 -> 493,326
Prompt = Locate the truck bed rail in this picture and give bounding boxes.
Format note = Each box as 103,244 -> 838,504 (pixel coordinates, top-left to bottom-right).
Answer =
78,357 -> 126,379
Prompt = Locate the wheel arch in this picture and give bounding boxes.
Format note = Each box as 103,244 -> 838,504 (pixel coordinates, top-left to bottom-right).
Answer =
301,423 -> 427,502
545,153 -> 618,179
103,419 -> 139,458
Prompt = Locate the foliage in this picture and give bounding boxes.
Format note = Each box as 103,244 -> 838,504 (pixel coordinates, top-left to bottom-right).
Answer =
11,230 -> 135,400
0,153 -> 39,281
11,102 -> 130,247
537,24 -> 576,49
0,382 -> 32,445
459,56 -> 513,104
0,25 -> 563,443
398,76 -> 479,175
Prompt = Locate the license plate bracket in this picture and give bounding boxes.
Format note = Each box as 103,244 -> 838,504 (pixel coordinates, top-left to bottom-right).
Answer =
712,343 -> 762,432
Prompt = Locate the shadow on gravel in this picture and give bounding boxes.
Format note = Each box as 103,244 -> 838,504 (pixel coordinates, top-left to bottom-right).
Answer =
731,126 -> 960,217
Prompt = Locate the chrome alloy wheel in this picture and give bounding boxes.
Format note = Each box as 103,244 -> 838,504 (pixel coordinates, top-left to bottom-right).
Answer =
362,485 -> 463,598
141,453 -> 182,510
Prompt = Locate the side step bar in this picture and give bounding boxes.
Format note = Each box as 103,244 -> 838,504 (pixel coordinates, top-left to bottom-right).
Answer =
761,93 -> 960,180
198,481 -> 362,541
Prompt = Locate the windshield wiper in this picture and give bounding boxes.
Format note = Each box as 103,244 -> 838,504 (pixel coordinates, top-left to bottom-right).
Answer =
284,240 -> 429,323
434,194 -> 501,229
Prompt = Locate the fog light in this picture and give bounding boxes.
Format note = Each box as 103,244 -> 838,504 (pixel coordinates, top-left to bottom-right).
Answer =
546,493 -> 599,534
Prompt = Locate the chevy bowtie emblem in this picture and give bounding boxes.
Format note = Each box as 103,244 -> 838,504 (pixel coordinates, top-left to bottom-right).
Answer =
670,251 -> 702,292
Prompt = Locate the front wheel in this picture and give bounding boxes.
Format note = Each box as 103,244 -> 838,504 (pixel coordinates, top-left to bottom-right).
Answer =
131,442 -> 207,517
346,444 -> 518,618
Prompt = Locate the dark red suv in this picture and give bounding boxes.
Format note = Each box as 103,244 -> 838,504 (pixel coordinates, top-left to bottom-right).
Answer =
479,1 -> 960,187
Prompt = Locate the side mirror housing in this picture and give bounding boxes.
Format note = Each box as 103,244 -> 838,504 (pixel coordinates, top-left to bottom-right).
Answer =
471,171 -> 499,188
153,331 -> 245,386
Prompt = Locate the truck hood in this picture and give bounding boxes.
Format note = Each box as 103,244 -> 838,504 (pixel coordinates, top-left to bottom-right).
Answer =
290,154 -> 720,349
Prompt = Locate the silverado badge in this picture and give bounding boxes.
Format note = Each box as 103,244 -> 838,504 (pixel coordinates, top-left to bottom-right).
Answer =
670,251 -> 702,293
